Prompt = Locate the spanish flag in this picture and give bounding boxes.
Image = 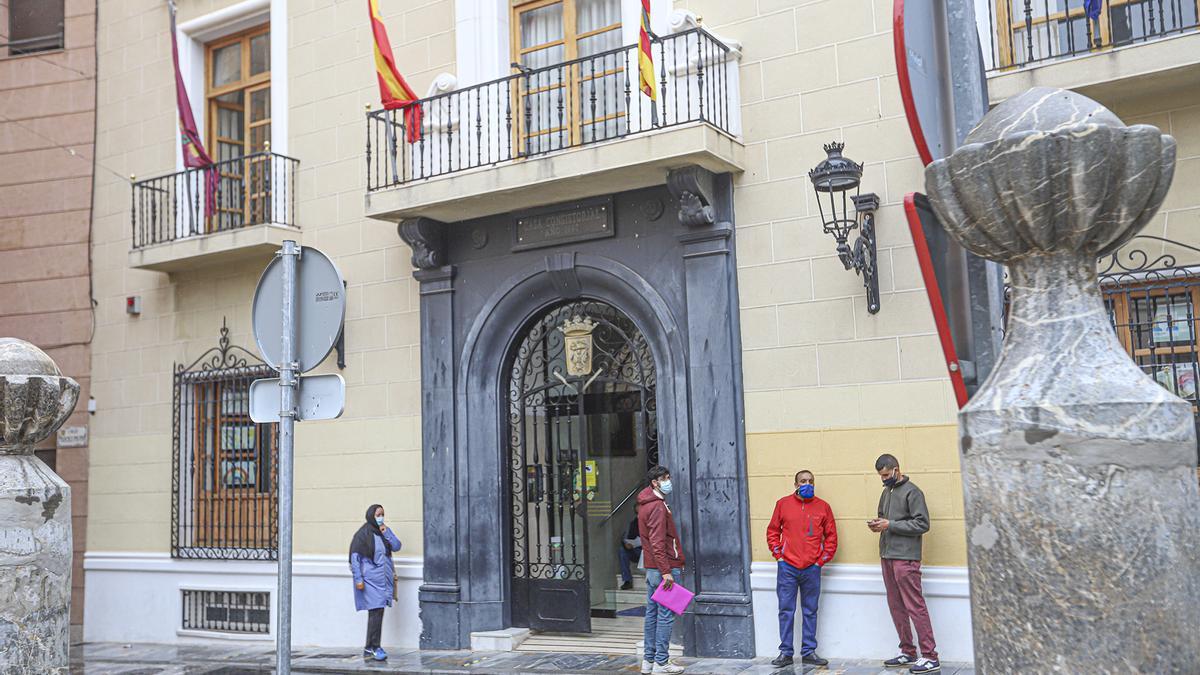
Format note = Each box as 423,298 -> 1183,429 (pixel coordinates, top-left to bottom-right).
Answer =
638,0 -> 656,103
369,0 -> 422,142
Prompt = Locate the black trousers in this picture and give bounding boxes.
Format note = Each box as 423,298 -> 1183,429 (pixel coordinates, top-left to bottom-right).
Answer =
365,607 -> 384,650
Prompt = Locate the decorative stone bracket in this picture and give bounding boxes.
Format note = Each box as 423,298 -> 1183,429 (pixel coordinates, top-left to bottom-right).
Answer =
667,166 -> 716,227
398,217 -> 448,269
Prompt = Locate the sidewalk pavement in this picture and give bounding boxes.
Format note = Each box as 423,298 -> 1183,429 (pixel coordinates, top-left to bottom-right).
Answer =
72,643 -> 975,674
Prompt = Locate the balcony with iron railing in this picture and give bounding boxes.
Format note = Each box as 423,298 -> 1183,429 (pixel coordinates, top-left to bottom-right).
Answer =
128,148 -> 299,272
364,25 -> 743,223
981,0 -> 1200,102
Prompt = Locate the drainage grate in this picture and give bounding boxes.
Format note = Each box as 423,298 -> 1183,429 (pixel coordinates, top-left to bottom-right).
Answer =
182,589 -> 270,634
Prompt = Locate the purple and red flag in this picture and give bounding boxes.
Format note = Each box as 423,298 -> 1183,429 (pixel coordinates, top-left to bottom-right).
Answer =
169,0 -> 217,218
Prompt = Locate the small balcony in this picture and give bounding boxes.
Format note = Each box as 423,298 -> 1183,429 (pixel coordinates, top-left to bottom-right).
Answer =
129,150 -> 299,272
981,0 -> 1200,102
364,26 -> 743,223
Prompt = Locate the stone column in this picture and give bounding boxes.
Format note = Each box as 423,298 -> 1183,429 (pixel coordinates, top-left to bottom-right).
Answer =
926,88 -> 1200,672
398,219 -> 466,649
667,167 -> 756,658
0,339 -> 79,672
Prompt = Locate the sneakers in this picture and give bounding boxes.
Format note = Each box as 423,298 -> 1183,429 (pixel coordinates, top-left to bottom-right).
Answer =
801,652 -> 829,666
884,654 -> 916,668
769,654 -> 793,667
372,647 -> 388,661
652,662 -> 685,674
621,580 -> 634,590
641,660 -> 654,674
909,658 -> 940,673
362,648 -> 374,658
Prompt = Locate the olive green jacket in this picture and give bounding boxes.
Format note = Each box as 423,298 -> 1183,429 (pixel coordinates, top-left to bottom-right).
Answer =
876,476 -> 930,561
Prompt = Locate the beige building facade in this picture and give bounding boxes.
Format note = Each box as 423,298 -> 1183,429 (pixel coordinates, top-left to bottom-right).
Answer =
79,0 -> 1199,661
1,0 -> 97,637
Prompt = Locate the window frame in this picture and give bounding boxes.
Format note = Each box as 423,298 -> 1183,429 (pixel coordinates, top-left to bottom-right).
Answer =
4,0 -> 66,57
509,0 -> 624,151
203,23 -> 272,231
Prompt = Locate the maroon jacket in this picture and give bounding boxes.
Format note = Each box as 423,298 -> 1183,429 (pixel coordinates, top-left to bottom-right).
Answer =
637,486 -> 685,575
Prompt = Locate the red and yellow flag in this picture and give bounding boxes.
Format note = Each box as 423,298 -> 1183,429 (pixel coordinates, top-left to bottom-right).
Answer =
369,0 -> 422,142
638,0 -> 656,101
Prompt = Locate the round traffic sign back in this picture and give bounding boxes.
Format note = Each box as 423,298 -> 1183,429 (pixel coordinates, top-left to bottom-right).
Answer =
252,245 -> 346,373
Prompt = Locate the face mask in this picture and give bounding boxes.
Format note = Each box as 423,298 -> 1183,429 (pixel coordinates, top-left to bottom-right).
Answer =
658,479 -> 673,495
796,484 -> 814,499
882,474 -> 898,487
375,516 -> 385,526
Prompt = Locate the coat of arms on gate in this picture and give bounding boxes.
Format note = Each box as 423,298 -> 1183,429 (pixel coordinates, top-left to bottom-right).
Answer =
560,315 -> 597,377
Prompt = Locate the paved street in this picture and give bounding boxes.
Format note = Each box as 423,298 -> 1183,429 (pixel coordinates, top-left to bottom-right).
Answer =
72,643 -> 974,674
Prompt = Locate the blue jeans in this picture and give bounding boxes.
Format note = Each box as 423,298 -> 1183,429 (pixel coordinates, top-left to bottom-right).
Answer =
644,567 -> 681,664
776,560 -> 821,657
618,545 -> 642,583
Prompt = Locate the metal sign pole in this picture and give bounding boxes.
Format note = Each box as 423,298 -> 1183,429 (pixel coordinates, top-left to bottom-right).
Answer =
276,240 -> 299,675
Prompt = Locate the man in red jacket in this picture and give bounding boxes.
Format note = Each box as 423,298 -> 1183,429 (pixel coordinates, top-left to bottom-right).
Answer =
637,465 -> 686,674
766,469 -> 838,668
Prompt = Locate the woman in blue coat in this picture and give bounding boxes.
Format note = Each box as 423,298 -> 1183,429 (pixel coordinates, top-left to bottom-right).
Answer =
349,503 -> 402,660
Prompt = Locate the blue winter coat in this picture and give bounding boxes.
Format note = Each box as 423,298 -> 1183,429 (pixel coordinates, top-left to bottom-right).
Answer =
350,528 -> 402,611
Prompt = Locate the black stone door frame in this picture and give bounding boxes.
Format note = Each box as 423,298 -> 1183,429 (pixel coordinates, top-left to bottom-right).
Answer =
401,167 -> 756,658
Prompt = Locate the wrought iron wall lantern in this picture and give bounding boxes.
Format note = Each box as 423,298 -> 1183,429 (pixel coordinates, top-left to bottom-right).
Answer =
808,142 -> 881,314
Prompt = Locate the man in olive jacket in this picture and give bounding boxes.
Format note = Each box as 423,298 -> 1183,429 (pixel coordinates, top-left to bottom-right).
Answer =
868,454 -> 940,674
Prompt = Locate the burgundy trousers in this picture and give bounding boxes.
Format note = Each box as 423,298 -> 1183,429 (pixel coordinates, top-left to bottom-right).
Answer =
880,559 -> 938,661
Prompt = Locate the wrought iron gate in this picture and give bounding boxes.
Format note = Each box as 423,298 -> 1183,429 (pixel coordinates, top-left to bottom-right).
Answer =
508,300 -> 657,632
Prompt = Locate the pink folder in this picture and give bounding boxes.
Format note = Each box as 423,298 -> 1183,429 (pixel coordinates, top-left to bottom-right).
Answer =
650,579 -> 695,615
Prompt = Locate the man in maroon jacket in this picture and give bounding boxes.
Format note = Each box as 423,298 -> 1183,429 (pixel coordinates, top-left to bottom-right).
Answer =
766,469 -> 838,668
637,465 -> 686,674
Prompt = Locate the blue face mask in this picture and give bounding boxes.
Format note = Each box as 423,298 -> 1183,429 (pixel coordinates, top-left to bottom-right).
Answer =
375,516 -> 384,526
658,479 -> 673,495
796,484 -> 814,499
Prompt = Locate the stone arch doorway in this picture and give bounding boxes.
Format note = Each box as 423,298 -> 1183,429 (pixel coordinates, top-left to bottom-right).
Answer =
506,299 -> 659,633
403,172 -> 756,658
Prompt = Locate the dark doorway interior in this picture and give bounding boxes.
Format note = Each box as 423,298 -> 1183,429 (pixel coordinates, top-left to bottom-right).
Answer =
507,299 -> 658,634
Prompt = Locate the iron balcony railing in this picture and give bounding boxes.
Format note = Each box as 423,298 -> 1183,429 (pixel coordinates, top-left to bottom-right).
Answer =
982,0 -> 1199,71
131,150 -> 298,250
367,27 -> 734,191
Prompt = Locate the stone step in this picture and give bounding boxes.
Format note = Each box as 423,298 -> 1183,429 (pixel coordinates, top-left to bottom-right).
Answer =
605,589 -> 646,604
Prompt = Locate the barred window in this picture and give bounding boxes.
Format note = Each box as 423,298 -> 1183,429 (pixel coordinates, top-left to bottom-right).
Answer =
173,324 -> 279,560
182,589 -> 271,634
1105,280 -> 1200,457
6,0 -> 65,56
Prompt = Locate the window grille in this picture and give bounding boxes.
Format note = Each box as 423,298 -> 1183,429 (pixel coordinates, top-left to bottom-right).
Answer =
181,589 -> 270,634
5,0 -> 65,56
172,322 -> 279,560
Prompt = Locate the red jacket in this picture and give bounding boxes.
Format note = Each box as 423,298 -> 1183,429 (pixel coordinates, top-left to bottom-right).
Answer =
766,493 -> 838,569
637,486 -> 685,575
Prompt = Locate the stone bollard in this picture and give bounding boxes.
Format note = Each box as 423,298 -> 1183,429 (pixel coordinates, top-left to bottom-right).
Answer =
926,88 -> 1200,672
0,339 -> 78,672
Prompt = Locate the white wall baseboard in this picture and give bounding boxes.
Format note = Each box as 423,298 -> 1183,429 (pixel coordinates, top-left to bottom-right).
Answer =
85,553 -> 973,661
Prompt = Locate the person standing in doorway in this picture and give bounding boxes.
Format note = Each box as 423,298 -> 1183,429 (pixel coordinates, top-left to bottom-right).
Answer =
637,466 -> 686,674
349,504 -> 402,661
767,469 -> 837,668
869,454 -> 940,674
618,504 -> 643,590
